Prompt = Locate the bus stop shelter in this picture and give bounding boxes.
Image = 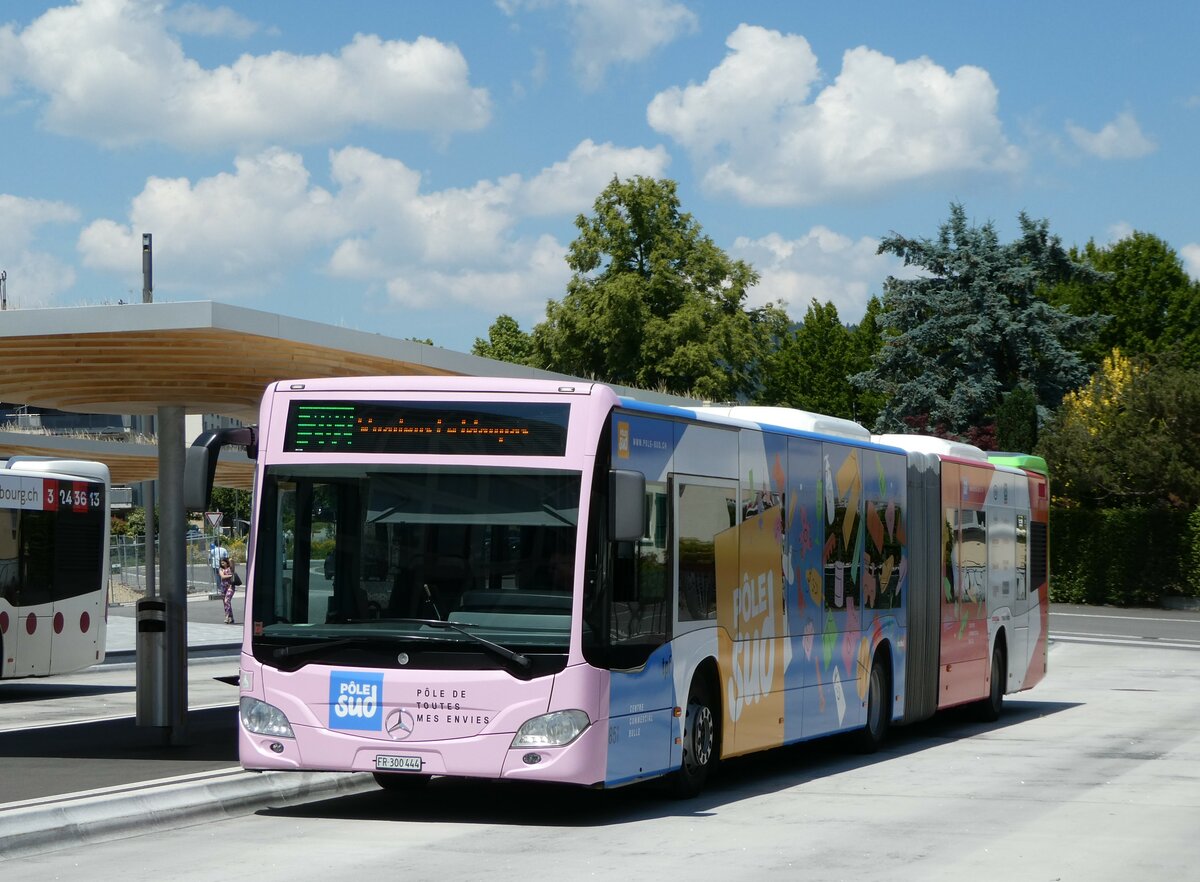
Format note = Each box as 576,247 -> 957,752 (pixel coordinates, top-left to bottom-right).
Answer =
0,300 -> 578,743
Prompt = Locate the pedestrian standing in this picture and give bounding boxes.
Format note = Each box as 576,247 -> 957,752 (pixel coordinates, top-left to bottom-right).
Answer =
219,556 -> 237,624
209,539 -> 229,593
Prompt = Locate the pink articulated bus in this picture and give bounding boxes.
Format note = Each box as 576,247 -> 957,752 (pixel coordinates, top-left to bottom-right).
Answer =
189,377 -> 1048,796
0,457 -> 110,678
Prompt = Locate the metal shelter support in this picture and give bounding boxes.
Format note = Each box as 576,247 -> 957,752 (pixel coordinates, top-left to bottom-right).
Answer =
159,405 -> 188,744
135,405 -> 188,744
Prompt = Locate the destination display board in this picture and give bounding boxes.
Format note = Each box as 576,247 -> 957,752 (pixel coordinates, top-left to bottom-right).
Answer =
0,475 -> 104,513
282,401 -> 570,456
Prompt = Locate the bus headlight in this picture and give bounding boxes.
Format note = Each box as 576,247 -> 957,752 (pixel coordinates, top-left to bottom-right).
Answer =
240,696 -> 295,738
512,709 -> 590,748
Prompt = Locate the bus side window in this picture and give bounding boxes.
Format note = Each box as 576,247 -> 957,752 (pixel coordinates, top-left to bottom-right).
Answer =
609,480 -> 669,644
19,510 -> 54,608
676,481 -> 736,624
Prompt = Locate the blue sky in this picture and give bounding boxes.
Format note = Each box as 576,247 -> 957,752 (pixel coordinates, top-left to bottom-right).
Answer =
1,0 -> 1196,354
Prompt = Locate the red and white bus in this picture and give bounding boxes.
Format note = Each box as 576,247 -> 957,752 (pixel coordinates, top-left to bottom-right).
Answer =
191,377 -> 1048,796
0,458 -> 110,678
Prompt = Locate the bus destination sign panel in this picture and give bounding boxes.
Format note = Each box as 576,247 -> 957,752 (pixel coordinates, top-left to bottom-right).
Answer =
0,475 -> 104,513
283,401 -> 570,456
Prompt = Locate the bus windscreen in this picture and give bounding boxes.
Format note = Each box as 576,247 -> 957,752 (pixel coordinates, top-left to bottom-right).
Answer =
282,401 -> 570,456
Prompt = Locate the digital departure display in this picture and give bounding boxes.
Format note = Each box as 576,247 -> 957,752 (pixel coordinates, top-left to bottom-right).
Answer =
282,401 -> 570,456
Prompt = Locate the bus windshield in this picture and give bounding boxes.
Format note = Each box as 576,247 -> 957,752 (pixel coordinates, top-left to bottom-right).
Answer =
253,465 -> 581,666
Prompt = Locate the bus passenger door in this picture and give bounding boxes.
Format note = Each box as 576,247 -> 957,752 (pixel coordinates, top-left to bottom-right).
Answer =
12,510 -> 54,676
604,478 -> 674,785
1008,511 -> 1031,689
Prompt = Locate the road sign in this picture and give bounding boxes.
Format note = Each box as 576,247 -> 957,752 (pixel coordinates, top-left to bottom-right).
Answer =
205,511 -> 223,528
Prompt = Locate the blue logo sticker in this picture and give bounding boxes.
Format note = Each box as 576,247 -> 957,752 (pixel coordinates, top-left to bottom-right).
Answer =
329,671 -> 384,731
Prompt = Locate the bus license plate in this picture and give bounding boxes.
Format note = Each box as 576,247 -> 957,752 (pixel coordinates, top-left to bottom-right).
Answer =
375,754 -> 423,772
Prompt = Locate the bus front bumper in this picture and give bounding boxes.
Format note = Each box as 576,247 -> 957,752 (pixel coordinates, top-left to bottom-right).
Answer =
240,716 -> 612,787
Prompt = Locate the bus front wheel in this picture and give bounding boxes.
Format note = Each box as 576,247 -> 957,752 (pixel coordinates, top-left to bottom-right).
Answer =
672,677 -> 717,798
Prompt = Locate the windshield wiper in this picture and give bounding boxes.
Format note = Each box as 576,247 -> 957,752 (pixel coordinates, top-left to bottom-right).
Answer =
270,619 -> 531,671
420,619 -> 532,670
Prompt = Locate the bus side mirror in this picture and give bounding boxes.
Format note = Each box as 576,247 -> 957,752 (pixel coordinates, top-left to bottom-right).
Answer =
184,445 -> 213,511
609,469 -> 645,542
184,426 -> 259,511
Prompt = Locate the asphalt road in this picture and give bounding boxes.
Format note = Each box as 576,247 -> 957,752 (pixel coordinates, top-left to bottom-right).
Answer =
6,607 -> 1199,881
1,603 -> 1197,853
1047,602 -> 1200,648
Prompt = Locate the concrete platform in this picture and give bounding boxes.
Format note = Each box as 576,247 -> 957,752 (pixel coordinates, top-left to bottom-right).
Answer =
0,619 -> 371,859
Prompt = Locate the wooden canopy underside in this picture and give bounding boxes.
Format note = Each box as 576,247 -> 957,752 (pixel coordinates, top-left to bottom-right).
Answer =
0,328 -> 459,422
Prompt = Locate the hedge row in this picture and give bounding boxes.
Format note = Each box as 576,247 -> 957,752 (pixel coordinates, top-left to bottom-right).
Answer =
1049,507 -> 1200,607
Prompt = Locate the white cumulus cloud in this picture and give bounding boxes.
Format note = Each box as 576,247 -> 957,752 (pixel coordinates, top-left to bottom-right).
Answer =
1066,111 -> 1157,160
0,24 -> 24,95
167,3 -> 260,39
78,139 -> 664,317
733,227 -> 909,322
383,235 -> 570,320
1182,243 -> 1200,281
11,0 -> 491,149
78,148 -> 342,291
648,24 -> 1023,206
517,139 -> 671,215
0,194 -> 81,307
568,0 -> 697,89
499,0 -> 697,89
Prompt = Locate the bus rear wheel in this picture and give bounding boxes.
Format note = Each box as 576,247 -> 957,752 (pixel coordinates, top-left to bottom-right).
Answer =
854,656 -> 891,753
672,677 -> 717,798
978,644 -> 1006,722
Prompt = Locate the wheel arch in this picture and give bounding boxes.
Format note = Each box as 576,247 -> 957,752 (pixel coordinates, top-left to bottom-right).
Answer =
687,655 -> 722,751
991,627 -> 1009,693
872,636 -> 896,722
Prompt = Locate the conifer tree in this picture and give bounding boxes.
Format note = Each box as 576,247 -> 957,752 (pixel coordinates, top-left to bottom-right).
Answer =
853,203 -> 1102,434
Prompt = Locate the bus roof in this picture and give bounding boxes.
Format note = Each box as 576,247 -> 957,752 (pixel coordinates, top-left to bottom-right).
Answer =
871,434 -> 989,463
0,456 -> 111,484
692,405 -> 871,442
987,452 -> 1049,475
615,397 -> 888,447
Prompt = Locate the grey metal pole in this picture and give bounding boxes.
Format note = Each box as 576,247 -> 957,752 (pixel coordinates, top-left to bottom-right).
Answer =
159,404 -> 189,744
145,480 -> 156,600
136,411 -> 165,730
142,234 -> 153,303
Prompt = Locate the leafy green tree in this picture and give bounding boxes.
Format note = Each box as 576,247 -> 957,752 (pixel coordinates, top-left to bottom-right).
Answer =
472,314 -> 534,365
995,385 -> 1038,452
853,203 -> 1103,434
531,176 -> 788,400
1047,231 -> 1200,366
847,295 -> 886,427
208,487 -> 250,526
759,298 -> 874,423
1037,351 -> 1200,508
120,508 -> 146,537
